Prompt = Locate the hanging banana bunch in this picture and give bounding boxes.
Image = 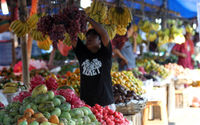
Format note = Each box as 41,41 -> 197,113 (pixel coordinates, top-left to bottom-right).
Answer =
37,37 -> 52,50
116,25 -> 127,36
103,24 -> 117,40
26,14 -> 39,30
9,20 -> 29,37
89,0 -> 108,23
108,6 -> 132,26
30,29 -> 48,41
63,33 -> 71,46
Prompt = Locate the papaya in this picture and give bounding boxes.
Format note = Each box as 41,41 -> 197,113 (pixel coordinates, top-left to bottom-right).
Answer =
60,118 -> 68,125
51,108 -> 61,117
43,112 -> 51,119
68,120 -> 76,125
32,84 -> 48,98
60,111 -> 71,120
34,93 -> 49,104
52,98 -> 61,106
88,114 -> 97,122
47,91 -> 55,100
29,121 -> 39,125
38,101 -> 54,113
76,118 -> 83,125
19,120 -> 28,125
70,108 -> 84,118
40,122 -> 51,125
59,102 -> 71,112
55,95 -> 66,103
80,107 -> 92,116
83,116 -> 91,124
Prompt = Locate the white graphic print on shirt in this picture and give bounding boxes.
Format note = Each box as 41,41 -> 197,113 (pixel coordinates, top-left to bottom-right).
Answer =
81,59 -> 102,76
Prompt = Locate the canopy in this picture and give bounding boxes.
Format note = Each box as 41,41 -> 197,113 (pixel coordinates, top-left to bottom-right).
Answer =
118,0 -> 199,18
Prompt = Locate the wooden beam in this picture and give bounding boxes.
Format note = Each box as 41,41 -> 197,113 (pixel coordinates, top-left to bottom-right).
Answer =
19,0 -> 30,89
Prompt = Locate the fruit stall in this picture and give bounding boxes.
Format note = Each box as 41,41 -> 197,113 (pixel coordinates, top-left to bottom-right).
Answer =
0,0 -> 199,125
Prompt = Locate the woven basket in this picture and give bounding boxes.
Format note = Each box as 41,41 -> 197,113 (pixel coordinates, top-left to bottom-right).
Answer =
116,99 -> 147,115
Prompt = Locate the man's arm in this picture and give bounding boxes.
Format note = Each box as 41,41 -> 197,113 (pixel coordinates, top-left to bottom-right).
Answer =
132,32 -> 137,53
87,17 -> 110,47
113,48 -> 128,65
172,49 -> 187,58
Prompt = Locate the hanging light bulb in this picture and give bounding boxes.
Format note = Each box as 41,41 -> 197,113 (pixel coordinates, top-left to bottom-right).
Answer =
1,0 -> 9,15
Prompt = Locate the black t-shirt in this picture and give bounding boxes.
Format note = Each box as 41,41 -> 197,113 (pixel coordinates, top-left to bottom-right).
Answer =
74,39 -> 114,106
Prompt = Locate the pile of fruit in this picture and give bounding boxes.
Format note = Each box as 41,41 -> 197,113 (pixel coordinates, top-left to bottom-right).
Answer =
137,60 -> 169,78
111,71 -> 145,95
113,84 -> 144,104
88,104 -> 129,125
0,84 -> 100,125
57,69 -> 81,95
0,68 -> 21,82
164,63 -> 185,77
30,69 -> 51,78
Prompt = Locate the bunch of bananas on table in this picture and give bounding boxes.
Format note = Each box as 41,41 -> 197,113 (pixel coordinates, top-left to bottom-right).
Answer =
2,82 -> 19,93
108,7 -> 132,26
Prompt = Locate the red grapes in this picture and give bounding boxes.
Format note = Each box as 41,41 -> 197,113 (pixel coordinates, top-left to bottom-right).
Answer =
37,6 -> 87,48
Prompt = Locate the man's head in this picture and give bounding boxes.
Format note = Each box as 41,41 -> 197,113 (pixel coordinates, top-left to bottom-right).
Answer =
86,29 -> 101,53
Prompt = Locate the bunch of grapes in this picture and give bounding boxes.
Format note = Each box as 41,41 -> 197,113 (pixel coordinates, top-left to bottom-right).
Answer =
37,15 -> 55,36
49,24 -> 66,48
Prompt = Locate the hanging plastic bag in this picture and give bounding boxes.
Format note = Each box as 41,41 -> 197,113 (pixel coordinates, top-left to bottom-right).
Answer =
57,41 -> 72,56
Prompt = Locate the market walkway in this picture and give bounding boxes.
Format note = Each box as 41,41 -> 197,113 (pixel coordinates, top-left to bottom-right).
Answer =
171,107 -> 200,125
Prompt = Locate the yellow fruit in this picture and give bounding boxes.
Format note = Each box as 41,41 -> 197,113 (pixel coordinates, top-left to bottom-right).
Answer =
37,37 -> 52,50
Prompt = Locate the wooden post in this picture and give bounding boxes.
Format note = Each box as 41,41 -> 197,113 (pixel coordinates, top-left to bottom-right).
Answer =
19,0 -> 30,89
162,0 -> 168,29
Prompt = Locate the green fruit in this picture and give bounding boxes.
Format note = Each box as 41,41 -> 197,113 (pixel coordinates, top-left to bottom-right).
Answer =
29,121 -> 39,125
53,98 -> 61,106
51,107 -> 61,117
70,108 -> 84,118
89,114 -> 97,122
68,120 -> 76,125
60,112 -> 71,120
57,85 -> 74,91
38,101 -> 54,113
47,91 -> 55,100
60,118 -> 68,124
32,84 -> 48,98
19,120 -> 28,125
83,116 -> 91,124
80,107 -> 92,116
23,96 -> 32,104
43,112 -> 51,119
76,118 -> 83,125
34,93 -> 49,104
60,102 -> 71,112
0,110 -> 5,123
3,115 -> 12,125
55,95 -> 66,103
40,121 -> 51,125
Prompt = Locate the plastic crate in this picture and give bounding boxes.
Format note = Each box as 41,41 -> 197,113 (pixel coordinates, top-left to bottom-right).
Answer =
0,40 -> 12,66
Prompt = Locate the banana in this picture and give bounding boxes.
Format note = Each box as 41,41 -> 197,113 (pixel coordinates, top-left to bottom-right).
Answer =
3,82 -> 18,89
27,14 -> 39,30
3,87 -> 18,93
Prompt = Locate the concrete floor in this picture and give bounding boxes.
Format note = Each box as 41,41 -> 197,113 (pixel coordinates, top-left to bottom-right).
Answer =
170,108 -> 200,125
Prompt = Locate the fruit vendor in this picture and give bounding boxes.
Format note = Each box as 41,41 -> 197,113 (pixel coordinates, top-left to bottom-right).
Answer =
71,17 -> 115,109
112,24 -> 137,71
172,31 -> 194,69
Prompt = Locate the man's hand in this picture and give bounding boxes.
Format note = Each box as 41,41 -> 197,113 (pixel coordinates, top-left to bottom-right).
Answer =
180,53 -> 187,58
120,58 -> 128,66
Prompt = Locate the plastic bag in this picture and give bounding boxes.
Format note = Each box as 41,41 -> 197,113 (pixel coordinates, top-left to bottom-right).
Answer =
57,41 -> 72,56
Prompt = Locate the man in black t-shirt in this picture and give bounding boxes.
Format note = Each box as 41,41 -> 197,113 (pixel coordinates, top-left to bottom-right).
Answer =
72,17 -> 114,107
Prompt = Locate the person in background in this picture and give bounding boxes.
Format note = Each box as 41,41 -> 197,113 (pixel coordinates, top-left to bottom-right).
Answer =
71,17 -> 115,110
112,24 -> 137,71
172,31 -> 194,69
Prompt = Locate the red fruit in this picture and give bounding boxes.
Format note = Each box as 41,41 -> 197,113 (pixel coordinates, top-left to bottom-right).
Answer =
45,77 -> 58,90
